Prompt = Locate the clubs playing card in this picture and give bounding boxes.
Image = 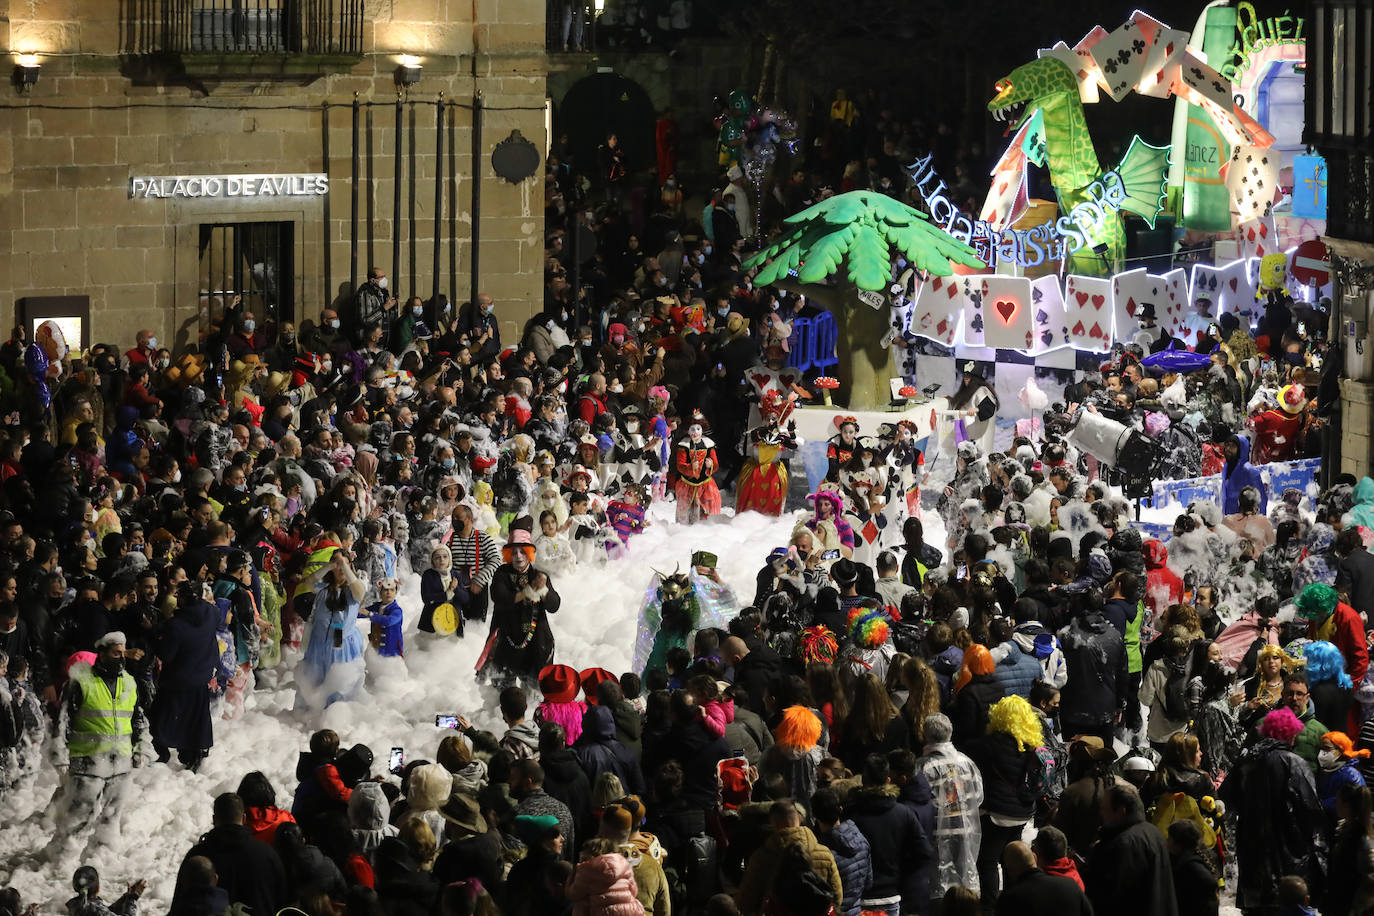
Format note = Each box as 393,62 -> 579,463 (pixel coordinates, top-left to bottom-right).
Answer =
908,276 -> 964,346
1090,19 -> 1151,102
1225,145 -> 1278,223
962,277 -> 986,347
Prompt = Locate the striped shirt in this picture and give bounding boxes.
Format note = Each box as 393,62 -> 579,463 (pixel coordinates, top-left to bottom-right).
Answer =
450,529 -> 499,588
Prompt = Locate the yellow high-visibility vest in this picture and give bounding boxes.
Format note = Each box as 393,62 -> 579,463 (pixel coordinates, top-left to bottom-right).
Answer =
68,666 -> 136,759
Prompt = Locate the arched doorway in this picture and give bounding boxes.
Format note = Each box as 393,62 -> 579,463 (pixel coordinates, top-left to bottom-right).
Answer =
557,72 -> 656,180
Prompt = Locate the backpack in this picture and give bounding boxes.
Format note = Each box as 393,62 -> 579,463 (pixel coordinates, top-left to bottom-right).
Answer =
769,842 -> 835,916
1025,745 -> 1057,799
1162,667 -> 1191,723
683,833 -> 720,907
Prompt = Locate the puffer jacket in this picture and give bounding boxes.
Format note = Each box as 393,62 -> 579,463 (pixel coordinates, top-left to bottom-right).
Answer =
573,705 -> 645,796
348,782 -> 398,858
1143,540 -> 1184,623
845,784 -> 933,901
736,824 -> 844,915
567,853 -> 644,916
819,819 -> 873,916
992,638 -> 1047,700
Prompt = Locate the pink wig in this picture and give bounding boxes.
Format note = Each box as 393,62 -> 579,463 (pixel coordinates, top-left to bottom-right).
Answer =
1259,706 -> 1305,743
536,699 -> 587,745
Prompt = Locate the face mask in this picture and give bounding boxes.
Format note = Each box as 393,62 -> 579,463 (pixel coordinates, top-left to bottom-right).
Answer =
561,311 -> 569,322
1319,749 -> 1342,769
148,338 -> 158,350
726,203 -> 736,213
413,305 -> 423,317
626,421 -> 639,433
282,332 -> 295,342
717,307 -> 729,318
378,277 -> 388,290
97,656 -> 125,677
442,457 -> 455,469
320,361 -> 332,373
656,277 -> 667,286
158,358 -> 170,369
329,319 -> 341,330
546,320 -> 555,331
703,244 -> 713,255
234,483 -> 246,492
243,320 -> 255,332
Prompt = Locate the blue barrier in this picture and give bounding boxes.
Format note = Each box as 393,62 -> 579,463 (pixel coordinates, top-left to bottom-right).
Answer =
1130,520 -> 1174,541
787,317 -> 813,372
1148,457 -> 1321,510
812,312 -> 839,371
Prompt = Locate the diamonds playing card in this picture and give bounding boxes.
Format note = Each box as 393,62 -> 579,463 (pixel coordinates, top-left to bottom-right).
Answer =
907,276 -> 964,346
1111,268 -> 1150,343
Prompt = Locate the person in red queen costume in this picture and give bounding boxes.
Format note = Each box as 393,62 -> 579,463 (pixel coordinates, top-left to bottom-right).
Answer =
674,409 -> 722,524
735,390 -> 799,516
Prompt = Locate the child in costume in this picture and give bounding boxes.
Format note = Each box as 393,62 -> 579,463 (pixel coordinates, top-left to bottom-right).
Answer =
362,577 -> 405,657
534,509 -> 577,577
606,483 -> 650,551
673,410 -> 722,524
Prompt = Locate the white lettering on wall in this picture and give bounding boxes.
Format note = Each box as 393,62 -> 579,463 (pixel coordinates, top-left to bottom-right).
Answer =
127,174 -> 330,200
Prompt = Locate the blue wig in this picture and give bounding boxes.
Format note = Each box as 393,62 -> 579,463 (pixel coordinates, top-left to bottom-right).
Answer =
1303,640 -> 1353,690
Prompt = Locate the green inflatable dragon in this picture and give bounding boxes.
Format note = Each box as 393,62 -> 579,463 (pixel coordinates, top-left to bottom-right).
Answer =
988,56 -> 1170,276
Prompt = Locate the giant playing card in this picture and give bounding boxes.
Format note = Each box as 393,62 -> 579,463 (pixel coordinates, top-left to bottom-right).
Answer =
1031,275 -> 1068,352
1063,275 -> 1113,350
976,276 -> 1035,350
907,275 -> 964,346
1112,268 -> 1150,343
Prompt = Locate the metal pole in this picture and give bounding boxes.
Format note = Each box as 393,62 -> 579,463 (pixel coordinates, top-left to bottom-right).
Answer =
392,96 -> 402,299
448,100 -> 457,311
470,92 -> 482,310
322,102 -> 331,311
366,104 -> 374,276
408,100 -> 418,301
350,95 -> 359,301
433,94 -> 444,310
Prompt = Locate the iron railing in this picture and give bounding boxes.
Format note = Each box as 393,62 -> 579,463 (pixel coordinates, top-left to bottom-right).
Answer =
123,0 -> 364,56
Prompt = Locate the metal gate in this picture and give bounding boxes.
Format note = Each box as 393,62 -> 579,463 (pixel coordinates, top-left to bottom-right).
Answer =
198,221 -> 294,332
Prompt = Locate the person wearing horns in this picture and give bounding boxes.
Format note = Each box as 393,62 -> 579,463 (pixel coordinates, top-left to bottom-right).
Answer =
477,516 -> 561,686
942,362 -> 999,458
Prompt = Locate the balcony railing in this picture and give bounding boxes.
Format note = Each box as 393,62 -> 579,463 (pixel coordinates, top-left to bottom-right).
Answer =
123,0 -> 363,56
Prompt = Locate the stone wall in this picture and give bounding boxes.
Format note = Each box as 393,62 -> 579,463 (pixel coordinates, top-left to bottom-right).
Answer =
0,0 -> 548,351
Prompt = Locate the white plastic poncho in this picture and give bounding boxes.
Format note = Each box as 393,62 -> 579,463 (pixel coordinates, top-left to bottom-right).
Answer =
916,740 -> 985,896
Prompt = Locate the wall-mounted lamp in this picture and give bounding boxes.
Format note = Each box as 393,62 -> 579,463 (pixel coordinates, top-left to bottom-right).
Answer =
396,54 -> 422,88
13,53 -> 40,93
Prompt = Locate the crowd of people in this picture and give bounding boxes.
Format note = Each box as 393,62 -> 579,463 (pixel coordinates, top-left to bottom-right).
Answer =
0,77 -> 1364,916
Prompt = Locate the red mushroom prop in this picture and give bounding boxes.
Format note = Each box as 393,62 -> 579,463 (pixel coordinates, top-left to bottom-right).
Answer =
897,385 -> 917,400
814,376 -> 840,407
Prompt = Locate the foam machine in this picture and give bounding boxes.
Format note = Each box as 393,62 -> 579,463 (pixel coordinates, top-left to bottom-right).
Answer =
1062,409 -> 1159,511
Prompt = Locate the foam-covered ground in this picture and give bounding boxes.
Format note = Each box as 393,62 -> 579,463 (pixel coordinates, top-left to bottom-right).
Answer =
0,502 -> 823,910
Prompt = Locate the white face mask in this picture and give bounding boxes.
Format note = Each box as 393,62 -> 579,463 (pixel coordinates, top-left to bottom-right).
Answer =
378,277 -> 388,290
626,421 -> 639,433
413,305 -> 424,317
329,319 -> 341,330
243,320 -> 255,333
1319,749 -> 1342,769
147,337 -> 158,350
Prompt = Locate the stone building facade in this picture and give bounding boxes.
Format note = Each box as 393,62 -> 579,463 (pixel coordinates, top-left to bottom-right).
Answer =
1,0 -> 547,352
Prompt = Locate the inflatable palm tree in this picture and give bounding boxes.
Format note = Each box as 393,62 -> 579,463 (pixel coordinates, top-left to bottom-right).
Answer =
745,191 -> 983,410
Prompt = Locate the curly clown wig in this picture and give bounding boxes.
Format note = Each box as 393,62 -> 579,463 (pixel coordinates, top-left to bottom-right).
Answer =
1259,706 -> 1305,743
847,605 -> 891,649
954,643 -> 996,696
987,695 -> 1044,752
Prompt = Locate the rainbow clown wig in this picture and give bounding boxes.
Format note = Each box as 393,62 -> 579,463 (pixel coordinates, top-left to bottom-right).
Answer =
987,695 -> 1045,752
800,625 -> 839,665
847,605 -> 891,649
1303,640 -> 1353,689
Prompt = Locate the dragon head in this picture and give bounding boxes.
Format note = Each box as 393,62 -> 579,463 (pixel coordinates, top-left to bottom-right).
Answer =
987,57 -> 1079,130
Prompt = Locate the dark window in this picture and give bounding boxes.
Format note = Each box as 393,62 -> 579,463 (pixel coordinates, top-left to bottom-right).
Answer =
199,222 -> 294,332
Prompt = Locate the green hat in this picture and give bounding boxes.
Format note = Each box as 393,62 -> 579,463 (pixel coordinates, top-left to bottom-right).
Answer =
1296,583 -> 1338,621
513,814 -> 560,845
691,550 -> 717,569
